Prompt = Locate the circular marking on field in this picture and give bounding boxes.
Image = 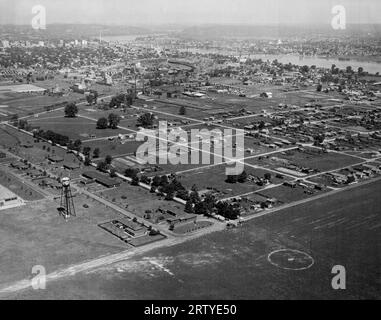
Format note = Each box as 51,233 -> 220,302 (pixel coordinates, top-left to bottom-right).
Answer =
267,249 -> 314,271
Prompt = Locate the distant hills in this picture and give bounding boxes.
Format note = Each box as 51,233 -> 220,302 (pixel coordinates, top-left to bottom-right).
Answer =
1,23 -> 381,41
178,24 -> 381,39
0,24 -> 153,41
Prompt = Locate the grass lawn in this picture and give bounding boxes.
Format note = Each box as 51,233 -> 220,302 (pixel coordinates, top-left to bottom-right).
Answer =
256,148 -> 362,174
29,116 -> 132,141
82,139 -> 143,160
259,184 -> 326,203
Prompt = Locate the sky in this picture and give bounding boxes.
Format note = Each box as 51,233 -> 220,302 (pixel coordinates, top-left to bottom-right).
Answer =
0,0 -> 380,26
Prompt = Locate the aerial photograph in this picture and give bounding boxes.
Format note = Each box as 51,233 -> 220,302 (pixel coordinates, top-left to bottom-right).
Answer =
0,0 -> 380,303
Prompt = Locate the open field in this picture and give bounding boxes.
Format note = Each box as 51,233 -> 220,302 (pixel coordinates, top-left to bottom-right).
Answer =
83,140 -> 142,160
8,178 -> 380,300
172,220 -> 214,235
0,195 -> 127,286
0,168 -> 44,201
29,116 -> 132,141
253,148 -> 363,175
97,182 -> 186,222
258,183 -> 328,203
0,87 -> 83,120
177,164 -> 292,198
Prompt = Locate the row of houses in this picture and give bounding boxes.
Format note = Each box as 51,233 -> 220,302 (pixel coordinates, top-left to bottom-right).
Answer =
329,163 -> 381,184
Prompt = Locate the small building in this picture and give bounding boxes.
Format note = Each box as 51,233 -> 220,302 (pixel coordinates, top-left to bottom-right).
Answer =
20,143 -> 34,148
167,214 -> 197,226
63,162 -> 80,170
260,92 -> 273,98
82,171 -> 121,188
10,162 -> 29,170
25,169 -> 44,178
118,218 -> 147,237
283,181 -> 297,188
48,155 -> 64,163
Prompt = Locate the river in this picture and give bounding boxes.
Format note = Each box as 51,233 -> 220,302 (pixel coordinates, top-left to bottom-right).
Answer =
180,48 -> 381,74
103,35 -> 381,74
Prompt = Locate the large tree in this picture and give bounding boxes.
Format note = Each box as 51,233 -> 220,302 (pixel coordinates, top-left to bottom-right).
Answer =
93,148 -> 100,158
73,139 -> 82,152
97,161 -> 108,172
226,175 -> 238,184
105,155 -> 113,165
194,202 -> 208,215
83,146 -> 91,157
64,103 -> 78,118
184,200 -> 194,213
125,168 -> 139,179
97,117 -> 108,129
237,171 -> 248,183
108,113 -> 121,129
86,91 -> 98,105
179,106 -> 186,115
137,113 -> 155,128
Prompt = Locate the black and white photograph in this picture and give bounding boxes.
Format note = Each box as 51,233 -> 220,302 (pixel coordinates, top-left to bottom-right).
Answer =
0,0 -> 380,303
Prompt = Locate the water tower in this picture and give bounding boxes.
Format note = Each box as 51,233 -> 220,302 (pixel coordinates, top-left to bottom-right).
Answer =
59,177 -> 76,220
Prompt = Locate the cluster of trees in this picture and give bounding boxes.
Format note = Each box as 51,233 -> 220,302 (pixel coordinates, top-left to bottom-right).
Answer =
64,103 -> 78,118
156,177 -> 188,201
183,185 -> 240,219
313,134 -> 326,146
109,93 -> 134,109
215,201 -> 241,220
16,119 -> 31,131
97,113 -> 121,129
226,170 -> 248,184
67,139 -> 82,152
96,154 -> 113,173
124,171 -> 191,202
137,113 -> 155,128
84,147 -> 101,166
122,169 -> 242,219
34,129 -> 70,146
